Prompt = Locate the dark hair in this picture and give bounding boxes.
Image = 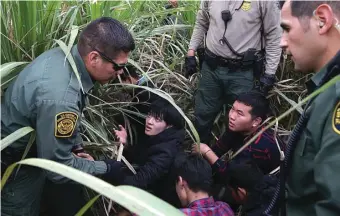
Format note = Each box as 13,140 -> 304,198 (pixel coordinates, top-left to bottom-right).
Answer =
173,152 -> 212,193
235,91 -> 270,123
122,64 -> 139,79
290,1 -> 340,19
77,17 -> 135,59
148,98 -> 185,129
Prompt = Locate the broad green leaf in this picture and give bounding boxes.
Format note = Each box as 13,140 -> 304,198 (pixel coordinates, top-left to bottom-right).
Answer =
54,39 -> 84,93
68,25 -> 79,50
0,126 -> 34,151
1,158 -> 185,216
0,62 -> 28,80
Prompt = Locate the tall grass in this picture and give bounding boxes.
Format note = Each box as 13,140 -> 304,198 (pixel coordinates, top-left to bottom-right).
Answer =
1,1 -> 198,214
0,0 -> 326,215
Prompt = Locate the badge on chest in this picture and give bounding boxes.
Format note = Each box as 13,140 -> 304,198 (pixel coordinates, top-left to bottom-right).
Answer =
241,0 -> 251,12
332,101 -> 340,135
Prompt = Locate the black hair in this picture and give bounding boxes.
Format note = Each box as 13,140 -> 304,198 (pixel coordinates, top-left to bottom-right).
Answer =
77,17 -> 135,59
235,91 -> 270,123
290,1 -> 340,19
121,64 -> 139,80
148,98 -> 185,129
280,0 -> 340,32
173,152 -> 212,193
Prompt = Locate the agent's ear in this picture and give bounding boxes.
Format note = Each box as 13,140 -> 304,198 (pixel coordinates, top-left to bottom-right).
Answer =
86,51 -> 101,67
313,4 -> 336,34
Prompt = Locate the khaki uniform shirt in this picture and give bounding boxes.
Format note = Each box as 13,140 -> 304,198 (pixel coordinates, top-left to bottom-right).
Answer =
189,0 -> 282,75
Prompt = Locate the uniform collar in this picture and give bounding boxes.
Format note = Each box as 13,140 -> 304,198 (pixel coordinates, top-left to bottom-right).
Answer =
71,45 -> 94,93
306,50 -> 340,94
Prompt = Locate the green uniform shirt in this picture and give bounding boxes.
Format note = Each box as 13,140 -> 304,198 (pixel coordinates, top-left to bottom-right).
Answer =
1,45 -> 107,183
286,51 -> 340,216
188,0 -> 282,75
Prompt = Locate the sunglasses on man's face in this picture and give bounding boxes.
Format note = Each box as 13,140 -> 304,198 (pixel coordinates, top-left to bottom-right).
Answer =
95,49 -> 127,71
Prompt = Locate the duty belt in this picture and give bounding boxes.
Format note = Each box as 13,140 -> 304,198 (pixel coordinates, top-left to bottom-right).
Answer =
205,48 -> 253,69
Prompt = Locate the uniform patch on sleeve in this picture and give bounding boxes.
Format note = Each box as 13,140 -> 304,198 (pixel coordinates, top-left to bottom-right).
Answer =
55,112 -> 78,138
332,101 -> 340,135
241,0 -> 251,11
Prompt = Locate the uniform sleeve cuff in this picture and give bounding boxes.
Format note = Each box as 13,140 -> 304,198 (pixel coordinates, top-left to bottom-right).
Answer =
188,46 -> 197,52
94,161 -> 108,175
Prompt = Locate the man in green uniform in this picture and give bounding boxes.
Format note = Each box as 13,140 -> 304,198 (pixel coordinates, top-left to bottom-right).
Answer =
185,0 -> 282,143
269,1 -> 340,215
1,17 -> 135,216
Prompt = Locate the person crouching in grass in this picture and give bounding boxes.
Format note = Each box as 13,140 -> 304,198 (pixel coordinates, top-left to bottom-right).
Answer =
174,152 -> 235,215
106,98 -> 186,204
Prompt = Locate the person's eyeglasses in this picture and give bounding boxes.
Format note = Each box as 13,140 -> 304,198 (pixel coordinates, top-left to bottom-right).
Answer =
94,49 -> 127,71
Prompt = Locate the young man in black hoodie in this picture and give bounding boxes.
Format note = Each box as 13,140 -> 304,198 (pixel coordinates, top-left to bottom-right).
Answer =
109,98 -> 186,203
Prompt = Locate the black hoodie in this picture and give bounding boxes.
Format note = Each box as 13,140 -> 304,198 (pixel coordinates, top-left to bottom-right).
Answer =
122,127 -> 185,200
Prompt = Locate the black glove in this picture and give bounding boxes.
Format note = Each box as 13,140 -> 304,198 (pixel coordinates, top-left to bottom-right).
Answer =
255,74 -> 276,96
102,160 -> 124,185
184,56 -> 197,78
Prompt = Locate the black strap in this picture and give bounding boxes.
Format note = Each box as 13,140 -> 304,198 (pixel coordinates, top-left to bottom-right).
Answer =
220,23 -> 244,58
259,2 -> 265,53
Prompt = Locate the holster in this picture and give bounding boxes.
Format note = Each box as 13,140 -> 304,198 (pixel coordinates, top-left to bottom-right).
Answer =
197,47 -> 205,70
204,49 -> 219,71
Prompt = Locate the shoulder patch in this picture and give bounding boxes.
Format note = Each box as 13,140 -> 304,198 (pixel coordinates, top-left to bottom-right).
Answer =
55,112 -> 78,138
332,101 -> 340,135
241,0 -> 251,11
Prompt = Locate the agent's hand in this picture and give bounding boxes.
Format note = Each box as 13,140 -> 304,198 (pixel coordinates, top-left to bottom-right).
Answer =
114,125 -> 128,145
191,143 -> 210,155
255,74 -> 276,96
184,50 -> 197,78
102,159 -> 125,185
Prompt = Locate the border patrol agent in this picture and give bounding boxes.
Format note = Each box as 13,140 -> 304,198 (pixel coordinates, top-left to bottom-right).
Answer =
185,0 -> 282,143
265,1 -> 340,215
1,17 -> 134,216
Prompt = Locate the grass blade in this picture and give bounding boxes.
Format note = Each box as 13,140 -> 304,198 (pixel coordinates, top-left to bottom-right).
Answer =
1,158 -> 185,216
0,126 -> 34,151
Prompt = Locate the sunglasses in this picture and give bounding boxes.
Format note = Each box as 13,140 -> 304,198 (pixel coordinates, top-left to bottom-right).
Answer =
94,49 -> 127,71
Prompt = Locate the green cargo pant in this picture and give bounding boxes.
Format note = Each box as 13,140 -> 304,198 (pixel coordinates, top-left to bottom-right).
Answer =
1,166 -> 46,216
1,165 -> 88,216
194,61 -> 254,143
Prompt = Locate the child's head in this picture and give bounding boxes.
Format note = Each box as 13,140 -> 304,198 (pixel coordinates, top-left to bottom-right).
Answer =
173,153 -> 213,207
145,98 -> 184,136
